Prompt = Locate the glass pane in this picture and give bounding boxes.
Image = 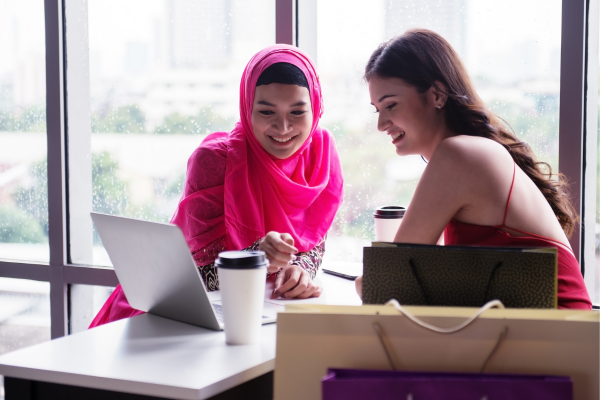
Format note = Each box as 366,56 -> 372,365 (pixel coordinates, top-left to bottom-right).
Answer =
65,0 -> 275,266
596,118 -> 599,304
596,20 -> 600,305
69,284 -> 114,334
316,0 -> 561,266
0,277 -> 51,399
0,0 -> 48,263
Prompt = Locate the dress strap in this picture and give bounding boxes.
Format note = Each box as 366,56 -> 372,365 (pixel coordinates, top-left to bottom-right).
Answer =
495,162 -> 573,252
499,162 -> 516,228
499,226 -> 571,250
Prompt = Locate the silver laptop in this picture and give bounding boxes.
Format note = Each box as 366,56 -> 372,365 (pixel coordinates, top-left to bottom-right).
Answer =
91,212 -> 280,330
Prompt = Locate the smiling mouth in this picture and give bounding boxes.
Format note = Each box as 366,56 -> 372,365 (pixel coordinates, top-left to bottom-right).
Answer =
390,131 -> 405,141
269,135 -> 298,143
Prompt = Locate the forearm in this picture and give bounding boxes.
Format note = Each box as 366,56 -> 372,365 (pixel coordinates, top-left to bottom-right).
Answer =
290,240 -> 325,280
193,237 -> 262,292
193,237 -> 326,291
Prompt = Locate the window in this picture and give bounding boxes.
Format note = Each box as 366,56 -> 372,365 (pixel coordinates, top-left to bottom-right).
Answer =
0,0 -> 48,263
594,12 -> 600,304
316,0 -> 562,267
0,3 -> 50,395
0,0 -> 596,346
65,0 -> 276,266
69,284 -> 114,334
586,88 -> 600,304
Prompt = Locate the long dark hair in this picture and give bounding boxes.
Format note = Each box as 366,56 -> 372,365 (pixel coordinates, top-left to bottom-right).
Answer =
365,29 -> 578,236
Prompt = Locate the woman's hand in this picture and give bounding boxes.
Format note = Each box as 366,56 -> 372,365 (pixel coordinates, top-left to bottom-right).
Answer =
355,275 -> 363,299
259,231 -> 321,299
259,231 -> 298,274
272,265 -> 323,299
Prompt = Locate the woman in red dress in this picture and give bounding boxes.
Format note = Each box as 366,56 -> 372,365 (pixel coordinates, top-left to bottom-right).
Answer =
356,29 -> 591,309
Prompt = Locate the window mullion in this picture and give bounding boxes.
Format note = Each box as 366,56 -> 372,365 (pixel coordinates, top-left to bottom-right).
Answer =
45,0 -> 68,339
297,0 -> 318,64
584,0 -> 599,302
63,265 -> 119,287
0,261 -> 51,282
558,0 -> 587,263
276,0 -> 295,45
65,0 -> 93,267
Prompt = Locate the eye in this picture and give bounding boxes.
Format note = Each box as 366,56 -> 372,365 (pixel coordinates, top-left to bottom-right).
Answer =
386,103 -> 397,111
259,110 -> 274,115
291,110 -> 306,116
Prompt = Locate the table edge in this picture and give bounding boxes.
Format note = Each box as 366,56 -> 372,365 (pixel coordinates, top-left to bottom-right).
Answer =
0,359 -> 275,400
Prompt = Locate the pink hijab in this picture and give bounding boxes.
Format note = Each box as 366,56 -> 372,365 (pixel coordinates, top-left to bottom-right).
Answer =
171,44 -> 343,256
88,45 -> 342,329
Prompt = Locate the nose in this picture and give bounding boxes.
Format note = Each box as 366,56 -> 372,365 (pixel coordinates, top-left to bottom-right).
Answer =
377,112 -> 391,132
272,114 -> 292,135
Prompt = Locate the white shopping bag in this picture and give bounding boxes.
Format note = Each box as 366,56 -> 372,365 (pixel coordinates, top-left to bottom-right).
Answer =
274,303 -> 598,400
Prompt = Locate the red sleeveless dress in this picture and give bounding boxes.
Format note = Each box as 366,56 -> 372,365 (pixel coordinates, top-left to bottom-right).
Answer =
444,164 -> 591,310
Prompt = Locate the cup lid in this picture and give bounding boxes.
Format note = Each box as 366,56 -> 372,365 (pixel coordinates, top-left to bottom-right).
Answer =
215,251 -> 268,269
374,206 -> 406,219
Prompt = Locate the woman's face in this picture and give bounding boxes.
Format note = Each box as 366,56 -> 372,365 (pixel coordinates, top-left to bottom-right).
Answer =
252,83 -> 313,159
368,76 -> 447,159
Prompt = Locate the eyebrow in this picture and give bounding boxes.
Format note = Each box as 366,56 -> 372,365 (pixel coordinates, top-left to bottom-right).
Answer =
371,94 -> 397,105
256,100 -> 307,107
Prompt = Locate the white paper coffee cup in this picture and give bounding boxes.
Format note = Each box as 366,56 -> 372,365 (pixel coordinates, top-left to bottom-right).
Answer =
374,206 -> 406,242
216,251 -> 267,345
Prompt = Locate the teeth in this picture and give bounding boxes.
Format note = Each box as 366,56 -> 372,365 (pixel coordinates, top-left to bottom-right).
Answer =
391,131 -> 405,140
270,136 -> 294,143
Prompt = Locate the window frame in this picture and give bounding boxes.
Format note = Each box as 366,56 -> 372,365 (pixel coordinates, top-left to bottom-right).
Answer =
0,0 -> 596,340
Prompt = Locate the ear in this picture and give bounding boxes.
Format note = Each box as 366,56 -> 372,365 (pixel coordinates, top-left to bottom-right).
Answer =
430,81 -> 448,109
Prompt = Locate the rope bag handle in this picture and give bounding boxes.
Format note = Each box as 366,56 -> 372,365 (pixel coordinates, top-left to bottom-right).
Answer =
384,298 -> 505,333
373,299 -> 508,372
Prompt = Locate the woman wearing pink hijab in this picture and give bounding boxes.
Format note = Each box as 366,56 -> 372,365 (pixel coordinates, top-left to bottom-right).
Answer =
89,45 -> 344,327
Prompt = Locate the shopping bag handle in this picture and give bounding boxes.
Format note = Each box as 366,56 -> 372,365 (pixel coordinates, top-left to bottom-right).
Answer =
384,298 -> 505,333
374,299 -> 508,372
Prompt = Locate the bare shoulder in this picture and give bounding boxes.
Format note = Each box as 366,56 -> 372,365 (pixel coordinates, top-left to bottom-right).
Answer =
397,135 -> 515,243
425,135 -> 515,206
431,135 -> 513,173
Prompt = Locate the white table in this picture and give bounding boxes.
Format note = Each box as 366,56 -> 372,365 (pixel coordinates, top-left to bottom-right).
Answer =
0,272 -> 361,400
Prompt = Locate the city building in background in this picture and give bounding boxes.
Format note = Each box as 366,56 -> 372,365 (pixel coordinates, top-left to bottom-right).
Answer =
385,0 -> 467,55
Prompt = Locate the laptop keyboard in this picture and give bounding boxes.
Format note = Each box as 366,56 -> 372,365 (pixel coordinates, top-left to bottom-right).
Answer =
211,303 -> 269,321
212,303 -> 224,321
